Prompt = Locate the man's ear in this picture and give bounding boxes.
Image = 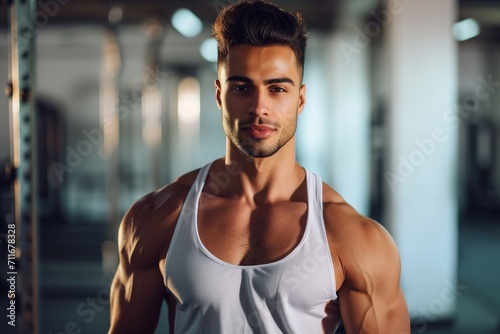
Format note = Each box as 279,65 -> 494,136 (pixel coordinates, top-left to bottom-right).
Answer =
215,79 -> 222,110
298,84 -> 306,114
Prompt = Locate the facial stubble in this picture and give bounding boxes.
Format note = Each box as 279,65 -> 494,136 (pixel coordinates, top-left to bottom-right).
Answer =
222,110 -> 299,158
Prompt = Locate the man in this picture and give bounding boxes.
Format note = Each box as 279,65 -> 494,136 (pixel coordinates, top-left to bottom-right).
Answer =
109,0 -> 410,333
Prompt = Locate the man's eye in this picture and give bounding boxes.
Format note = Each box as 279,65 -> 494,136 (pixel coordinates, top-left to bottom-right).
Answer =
232,85 -> 249,93
270,87 -> 286,93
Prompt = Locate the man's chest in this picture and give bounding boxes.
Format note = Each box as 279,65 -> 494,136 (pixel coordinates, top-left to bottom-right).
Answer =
197,196 -> 308,266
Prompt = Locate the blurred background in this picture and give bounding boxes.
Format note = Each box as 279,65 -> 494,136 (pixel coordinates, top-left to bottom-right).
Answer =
0,0 -> 499,333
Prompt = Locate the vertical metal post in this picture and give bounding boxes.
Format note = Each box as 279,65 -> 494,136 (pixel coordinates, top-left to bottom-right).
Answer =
100,27 -> 121,256
7,0 -> 39,333
142,20 -> 164,189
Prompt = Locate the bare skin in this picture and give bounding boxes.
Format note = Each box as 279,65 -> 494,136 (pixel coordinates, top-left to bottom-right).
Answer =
109,45 -> 410,333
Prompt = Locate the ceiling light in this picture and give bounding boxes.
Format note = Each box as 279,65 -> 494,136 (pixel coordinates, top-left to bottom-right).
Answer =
452,18 -> 480,42
171,8 -> 203,38
200,38 -> 218,63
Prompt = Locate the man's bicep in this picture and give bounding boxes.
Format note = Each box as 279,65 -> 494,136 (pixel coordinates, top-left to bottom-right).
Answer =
108,210 -> 167,334
337,222 -> 410,333
338,284 -> 409,333
109,259 -> 166,333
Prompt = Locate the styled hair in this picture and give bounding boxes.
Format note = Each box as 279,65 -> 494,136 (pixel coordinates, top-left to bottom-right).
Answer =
212,0 -> 308,75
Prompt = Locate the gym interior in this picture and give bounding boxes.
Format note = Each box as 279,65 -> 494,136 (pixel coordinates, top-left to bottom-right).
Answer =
0,0 -> 499,333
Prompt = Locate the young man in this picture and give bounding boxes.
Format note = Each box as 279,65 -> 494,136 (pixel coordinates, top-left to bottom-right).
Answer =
109,1 -> 410,333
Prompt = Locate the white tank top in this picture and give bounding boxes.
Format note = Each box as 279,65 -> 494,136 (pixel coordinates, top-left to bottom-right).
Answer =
165,162 -> 337,333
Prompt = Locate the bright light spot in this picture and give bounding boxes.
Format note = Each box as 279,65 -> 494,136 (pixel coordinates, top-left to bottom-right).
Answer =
452,18 -> 480,42
178,77 -> 200,125
171,8 -> 203,38
200,38 -> 218,63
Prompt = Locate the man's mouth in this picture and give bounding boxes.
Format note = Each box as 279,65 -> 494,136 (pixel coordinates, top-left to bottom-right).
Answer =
246,124 -> 275,139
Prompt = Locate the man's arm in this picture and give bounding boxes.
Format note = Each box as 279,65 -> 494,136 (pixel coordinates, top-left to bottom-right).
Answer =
108,174 -> 195,333
324,199 -> 410,333
108,201 -> 167,334
339,218 -> 409,333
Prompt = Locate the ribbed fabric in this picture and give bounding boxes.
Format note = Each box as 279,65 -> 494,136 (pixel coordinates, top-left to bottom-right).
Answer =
165,162 -> 337,333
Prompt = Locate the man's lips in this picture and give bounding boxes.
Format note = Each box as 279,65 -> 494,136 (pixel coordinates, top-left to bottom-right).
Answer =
244,124 -> 275,139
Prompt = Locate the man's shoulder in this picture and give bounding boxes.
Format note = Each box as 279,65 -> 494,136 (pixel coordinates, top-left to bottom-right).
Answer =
120,168 -> 201,237
321,182 -> 401,289
116,167 -> 203,267
321,182 -> 396,254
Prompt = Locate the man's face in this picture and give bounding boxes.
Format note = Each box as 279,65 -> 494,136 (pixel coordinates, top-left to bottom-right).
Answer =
215,44 -> 306,158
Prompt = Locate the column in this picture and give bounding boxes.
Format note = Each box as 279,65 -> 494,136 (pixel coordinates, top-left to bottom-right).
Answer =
385,0 -> 459,323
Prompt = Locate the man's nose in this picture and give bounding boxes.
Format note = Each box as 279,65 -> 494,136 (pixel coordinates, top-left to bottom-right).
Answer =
248,88 -> 269,117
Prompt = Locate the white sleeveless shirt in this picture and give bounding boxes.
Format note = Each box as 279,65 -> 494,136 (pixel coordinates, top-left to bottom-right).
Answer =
165,163 -> 337,333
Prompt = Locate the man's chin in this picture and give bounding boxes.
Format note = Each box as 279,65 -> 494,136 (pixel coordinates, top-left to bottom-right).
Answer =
239,145 -> 281,159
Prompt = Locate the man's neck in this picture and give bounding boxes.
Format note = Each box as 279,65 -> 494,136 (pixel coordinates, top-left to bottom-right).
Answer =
209,143 -> 305,206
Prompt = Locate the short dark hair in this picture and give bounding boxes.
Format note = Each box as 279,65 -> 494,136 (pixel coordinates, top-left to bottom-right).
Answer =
212,0 -> 309,76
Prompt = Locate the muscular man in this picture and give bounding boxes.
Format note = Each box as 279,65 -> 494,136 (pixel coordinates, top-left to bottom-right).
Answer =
109,1 -> 410,333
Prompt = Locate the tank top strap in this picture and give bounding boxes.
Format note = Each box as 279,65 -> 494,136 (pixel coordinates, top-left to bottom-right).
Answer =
304,169 -> 337,300
165,161 -> 213,286
305,169 -> 324,216
189,161 -> 213,199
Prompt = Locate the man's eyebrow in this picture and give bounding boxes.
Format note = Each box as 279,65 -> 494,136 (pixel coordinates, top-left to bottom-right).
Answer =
226,76 -> 295,86
264,78 -> 295,86
227,76 -> 253,83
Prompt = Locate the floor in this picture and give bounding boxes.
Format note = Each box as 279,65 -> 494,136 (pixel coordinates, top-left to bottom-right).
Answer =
1,212 -> 498,334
